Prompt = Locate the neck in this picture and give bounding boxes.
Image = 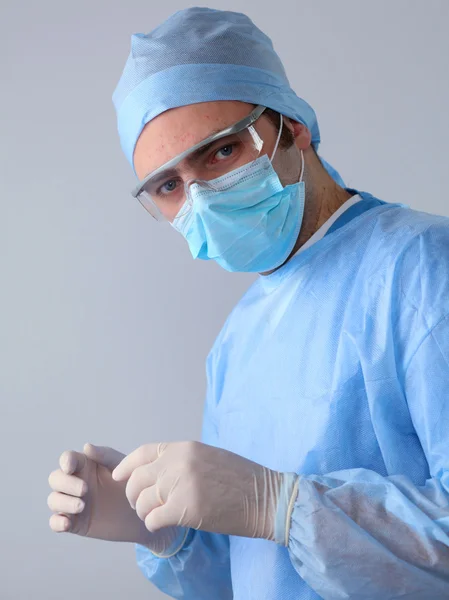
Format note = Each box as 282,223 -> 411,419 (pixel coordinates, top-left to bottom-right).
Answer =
293,179 -> 352,254
263,148 -> 352,275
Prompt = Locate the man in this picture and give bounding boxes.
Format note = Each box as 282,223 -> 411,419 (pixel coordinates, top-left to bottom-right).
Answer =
47,7 -> 449,599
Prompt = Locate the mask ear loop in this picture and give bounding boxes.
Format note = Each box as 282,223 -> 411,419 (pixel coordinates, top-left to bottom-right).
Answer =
271,113 -> 305,185
270,114 -> 283,162
299,149 -> 305,184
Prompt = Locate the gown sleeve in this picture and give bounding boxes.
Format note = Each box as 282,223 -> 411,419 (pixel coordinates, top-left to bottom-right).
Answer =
283,227 -> 449,599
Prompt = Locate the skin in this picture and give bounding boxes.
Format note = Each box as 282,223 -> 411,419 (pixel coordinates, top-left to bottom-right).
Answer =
133,100 -> 353,274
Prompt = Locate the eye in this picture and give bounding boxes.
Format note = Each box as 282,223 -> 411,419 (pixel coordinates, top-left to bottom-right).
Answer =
157,178 -> 180,196
214,144 -> 235,161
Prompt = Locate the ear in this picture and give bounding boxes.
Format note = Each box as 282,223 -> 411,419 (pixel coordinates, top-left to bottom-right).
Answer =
284,118 -> 312,150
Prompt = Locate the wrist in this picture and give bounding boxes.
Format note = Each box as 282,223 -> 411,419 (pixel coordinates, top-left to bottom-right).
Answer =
144,526 -> 189,558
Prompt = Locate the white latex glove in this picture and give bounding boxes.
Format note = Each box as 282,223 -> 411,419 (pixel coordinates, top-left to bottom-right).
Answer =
48,444 -> 188,555
112,441 -> 299,543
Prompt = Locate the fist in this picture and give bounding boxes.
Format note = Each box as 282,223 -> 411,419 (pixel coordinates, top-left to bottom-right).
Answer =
113,441 -> 282,540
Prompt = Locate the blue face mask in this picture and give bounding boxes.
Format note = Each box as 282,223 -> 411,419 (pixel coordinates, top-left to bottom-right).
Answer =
171,151 -> 305,273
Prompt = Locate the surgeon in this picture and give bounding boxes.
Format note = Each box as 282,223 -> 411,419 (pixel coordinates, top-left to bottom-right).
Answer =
47,7 -> 449,600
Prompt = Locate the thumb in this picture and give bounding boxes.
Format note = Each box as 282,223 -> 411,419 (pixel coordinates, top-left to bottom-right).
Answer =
144,503 -> 180,533
84,443 -> 125,471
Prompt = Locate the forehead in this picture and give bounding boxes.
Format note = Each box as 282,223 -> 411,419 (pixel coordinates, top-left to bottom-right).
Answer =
133,101 -> 255,179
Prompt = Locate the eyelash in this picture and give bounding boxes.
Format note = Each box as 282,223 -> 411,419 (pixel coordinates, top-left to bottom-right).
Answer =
157,178 -> 182,197
214,144 -> 234,160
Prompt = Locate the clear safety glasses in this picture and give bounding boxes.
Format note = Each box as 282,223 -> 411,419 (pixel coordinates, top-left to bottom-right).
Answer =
131,105 -> 277,223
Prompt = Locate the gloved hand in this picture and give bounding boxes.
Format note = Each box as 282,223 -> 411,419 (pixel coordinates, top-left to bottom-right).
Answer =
112,441 -> 299,544
48,444 -> 188,555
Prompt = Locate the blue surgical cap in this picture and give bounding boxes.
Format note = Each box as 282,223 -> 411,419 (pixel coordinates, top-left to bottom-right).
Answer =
112,7 -> 344,187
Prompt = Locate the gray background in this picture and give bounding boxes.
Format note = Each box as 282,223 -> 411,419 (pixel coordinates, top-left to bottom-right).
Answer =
1,0 -> 449,598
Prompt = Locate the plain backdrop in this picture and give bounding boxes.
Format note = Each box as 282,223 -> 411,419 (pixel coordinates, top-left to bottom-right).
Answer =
1,1 -> 449,598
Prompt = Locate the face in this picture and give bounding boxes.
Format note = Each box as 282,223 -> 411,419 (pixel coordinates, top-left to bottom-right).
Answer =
133,101 -> 311,222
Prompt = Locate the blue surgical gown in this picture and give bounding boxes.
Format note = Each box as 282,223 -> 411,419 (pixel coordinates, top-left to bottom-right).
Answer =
137,192 -> 449,599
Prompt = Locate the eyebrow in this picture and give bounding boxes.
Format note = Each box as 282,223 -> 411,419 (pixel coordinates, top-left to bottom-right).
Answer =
186,139 -> 220,164
186,130 -> 236,164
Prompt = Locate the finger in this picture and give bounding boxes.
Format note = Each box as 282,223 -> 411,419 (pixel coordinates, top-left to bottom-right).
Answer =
49,513 -> 72,533
112,443 -> 162,481
83,444 -> 125,471
48,470 -> 88,496
59,451 -> 87,475
125,463 -> 158,509
47,491 -> 85,515
135,485 -> 163,522
145,502 -> 180,533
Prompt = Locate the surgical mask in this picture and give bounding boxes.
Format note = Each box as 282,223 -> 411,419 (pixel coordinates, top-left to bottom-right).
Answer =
172,149 -> 305,274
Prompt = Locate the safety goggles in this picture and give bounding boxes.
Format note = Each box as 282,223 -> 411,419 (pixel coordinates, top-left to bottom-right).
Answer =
131,105 -> 272,223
